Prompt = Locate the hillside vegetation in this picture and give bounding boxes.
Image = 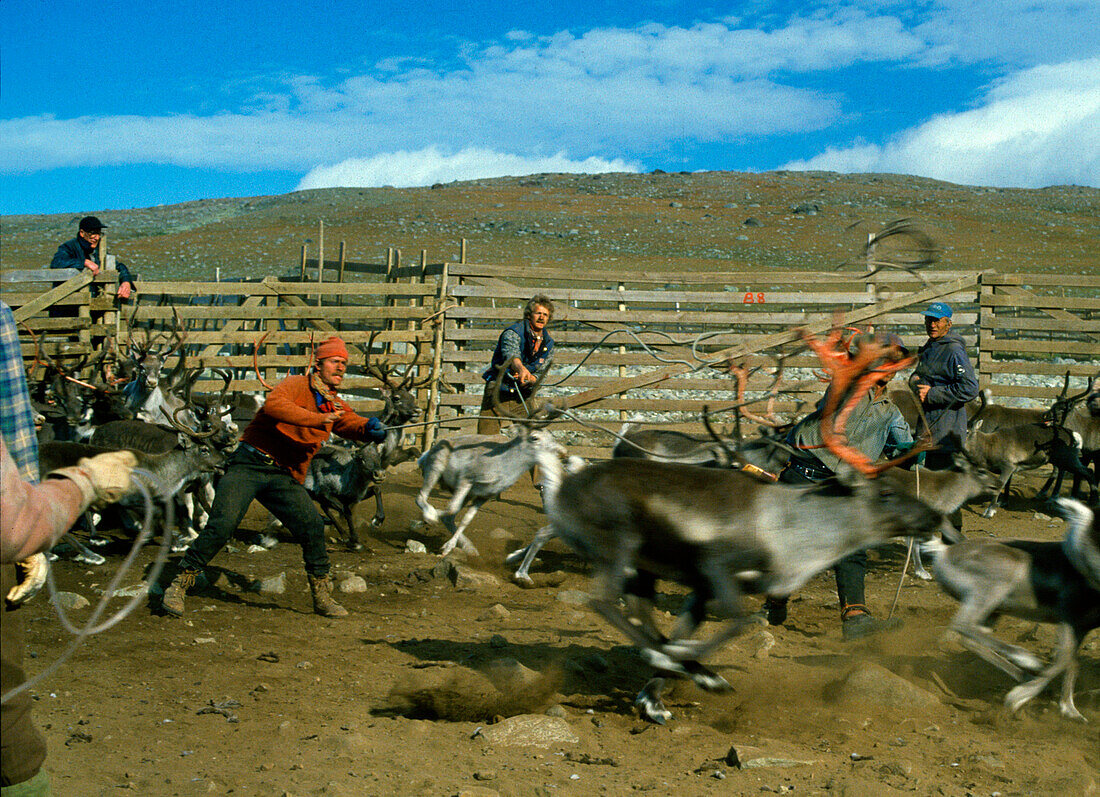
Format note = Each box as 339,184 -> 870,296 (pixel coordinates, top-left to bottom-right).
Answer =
3,171 -> 1097,281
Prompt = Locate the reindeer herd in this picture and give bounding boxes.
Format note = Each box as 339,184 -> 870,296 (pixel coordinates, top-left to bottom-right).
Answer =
20,316 -> 1100,725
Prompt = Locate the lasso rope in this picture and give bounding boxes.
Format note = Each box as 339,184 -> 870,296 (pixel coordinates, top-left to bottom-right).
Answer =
2,468 -> 174,705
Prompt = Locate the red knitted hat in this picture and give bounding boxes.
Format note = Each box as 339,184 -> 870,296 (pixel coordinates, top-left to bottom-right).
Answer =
314,337 -> 349,361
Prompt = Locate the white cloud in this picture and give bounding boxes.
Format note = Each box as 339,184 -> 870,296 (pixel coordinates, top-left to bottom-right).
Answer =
0,11 -> 912,175
296,147 -> 641,189
782,58 -> 1100,187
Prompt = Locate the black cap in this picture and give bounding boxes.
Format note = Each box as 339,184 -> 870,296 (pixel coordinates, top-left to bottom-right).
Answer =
79,216 -> 107,232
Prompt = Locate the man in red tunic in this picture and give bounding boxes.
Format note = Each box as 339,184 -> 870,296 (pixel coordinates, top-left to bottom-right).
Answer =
161,337 -> 386,618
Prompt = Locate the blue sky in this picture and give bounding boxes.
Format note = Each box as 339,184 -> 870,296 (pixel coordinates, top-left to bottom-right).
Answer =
2,0 -> 1098,215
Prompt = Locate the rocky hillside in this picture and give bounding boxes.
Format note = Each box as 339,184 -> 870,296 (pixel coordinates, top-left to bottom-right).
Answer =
2,171 -> 1097,281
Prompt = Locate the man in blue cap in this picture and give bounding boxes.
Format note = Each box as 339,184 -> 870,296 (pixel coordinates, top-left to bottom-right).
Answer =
913,302 -> 978,470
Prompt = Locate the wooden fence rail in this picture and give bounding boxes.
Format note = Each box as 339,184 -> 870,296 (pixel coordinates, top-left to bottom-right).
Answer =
3,260 -> 1097,458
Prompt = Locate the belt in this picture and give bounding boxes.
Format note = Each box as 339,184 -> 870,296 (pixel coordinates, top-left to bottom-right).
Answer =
784,456 -> 834,482
239,441 -> 278,466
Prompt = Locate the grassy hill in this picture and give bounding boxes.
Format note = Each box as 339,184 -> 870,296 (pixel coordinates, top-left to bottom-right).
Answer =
2,171 -> 1097,281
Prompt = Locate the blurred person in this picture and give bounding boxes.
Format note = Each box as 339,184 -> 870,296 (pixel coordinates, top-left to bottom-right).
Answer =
2,300 -> 135,797
159,337 -> 387,619
768,332 -> 919,640
50,216 -> 136,301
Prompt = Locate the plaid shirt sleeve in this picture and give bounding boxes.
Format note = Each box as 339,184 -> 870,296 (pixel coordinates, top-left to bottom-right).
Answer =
0,302 -> 40,483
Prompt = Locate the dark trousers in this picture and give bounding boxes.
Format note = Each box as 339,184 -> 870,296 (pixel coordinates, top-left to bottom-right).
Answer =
778,464 -> 868,610
1,566 -> 47,787
179,447 -> 330,578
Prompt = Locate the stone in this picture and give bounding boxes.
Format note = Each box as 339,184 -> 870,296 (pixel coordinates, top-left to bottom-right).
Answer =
478,714 -> 578,747
452,567 -> 500,591
56,592 -> 90,610
834,662 -> 942,710
478,603 -> 510,621
555,589 -> 589,606
337,576 -> 367,594
251,572 -> 286,594
405,539 -> 428,554
482,658 -> 541,692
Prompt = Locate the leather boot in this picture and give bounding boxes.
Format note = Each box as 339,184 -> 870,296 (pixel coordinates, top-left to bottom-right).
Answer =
162,568 -> 200,617
308,574 -> 348,617
841,604 -> 901,641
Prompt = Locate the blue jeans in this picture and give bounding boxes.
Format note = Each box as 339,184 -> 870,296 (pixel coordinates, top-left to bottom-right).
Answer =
179,447 -> 329,577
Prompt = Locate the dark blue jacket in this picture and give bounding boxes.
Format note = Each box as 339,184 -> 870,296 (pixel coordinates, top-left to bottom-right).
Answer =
914,330 -> 978,448
482,320 -> 554,398
51,237 -> 135,287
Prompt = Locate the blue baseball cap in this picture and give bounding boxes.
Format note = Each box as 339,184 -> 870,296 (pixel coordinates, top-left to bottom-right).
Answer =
924,302 -> 952,319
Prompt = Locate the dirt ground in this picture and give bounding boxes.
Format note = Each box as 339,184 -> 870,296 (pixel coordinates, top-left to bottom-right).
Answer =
19,464 -> 1100,797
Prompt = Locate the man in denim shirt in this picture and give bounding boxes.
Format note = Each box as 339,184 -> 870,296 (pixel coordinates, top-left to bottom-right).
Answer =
477,295 -> 555,435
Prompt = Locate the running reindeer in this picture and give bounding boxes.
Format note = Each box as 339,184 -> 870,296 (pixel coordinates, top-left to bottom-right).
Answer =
541,329 -> 951,724
927,496 -> 1099,720
415,363 -> 566,557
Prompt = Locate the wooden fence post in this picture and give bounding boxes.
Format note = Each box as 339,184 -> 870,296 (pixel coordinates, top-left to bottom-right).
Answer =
423,262 -> 449,451
316,220 -> 325,307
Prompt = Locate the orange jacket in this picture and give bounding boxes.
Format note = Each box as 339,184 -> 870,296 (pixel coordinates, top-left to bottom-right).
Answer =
240,375 -> 375,483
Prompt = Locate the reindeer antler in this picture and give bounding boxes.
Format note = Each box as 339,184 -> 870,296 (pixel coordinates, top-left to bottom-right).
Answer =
802,327 -> 919,478
253,331 -> 274,391
727,359 -> 786,428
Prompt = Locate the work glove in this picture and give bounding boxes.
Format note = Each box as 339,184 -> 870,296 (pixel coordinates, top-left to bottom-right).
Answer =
6,553 -> 48,607
49,450 -> 138,508
366,416 -> 388,443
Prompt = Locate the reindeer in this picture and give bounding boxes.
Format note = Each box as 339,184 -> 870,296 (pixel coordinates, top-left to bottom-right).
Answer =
1036,374 -> 1099,506
965,421 -> 1090,518
927,497 -> 1099,720
304,442 -> 387,550
612,361 -> 792,478
415,365 -> 566,557
877,449 -> 1002,579
541,331 -> 950,723
39,434 -> 227,552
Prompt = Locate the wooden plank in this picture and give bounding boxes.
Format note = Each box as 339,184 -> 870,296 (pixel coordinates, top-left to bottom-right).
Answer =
982,294 -> 1100,311
446,262 -> 979,285
981,317 -> 1100,333
449,284 -> 882,304
137,281 -> 437,297
197,295 -> 267,359
981,362 -> 1096,377
128,305 -> 434,321
986,284 -> 1100,341
558,273 -> 979,410
980,340 -> 1099,355
983,273 -> 1100,288
11,272 -> 94,322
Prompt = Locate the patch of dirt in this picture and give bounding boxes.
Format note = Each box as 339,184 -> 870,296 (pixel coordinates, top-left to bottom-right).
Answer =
20,465 -> 1100,796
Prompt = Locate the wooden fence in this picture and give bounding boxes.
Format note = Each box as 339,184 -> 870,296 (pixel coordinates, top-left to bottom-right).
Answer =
3,260 -> 1097,458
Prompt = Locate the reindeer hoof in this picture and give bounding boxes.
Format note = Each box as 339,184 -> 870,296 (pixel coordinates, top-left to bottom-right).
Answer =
914,568 -> 933,581
512,571 -> 535,586
982,507 -> 998,519
635,694 -> 672,725
640,648 -> 689,678
75,551 -> 107,566
504,547 -> 527,567
371,516 -> 384,528
685,663 -> 731,693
